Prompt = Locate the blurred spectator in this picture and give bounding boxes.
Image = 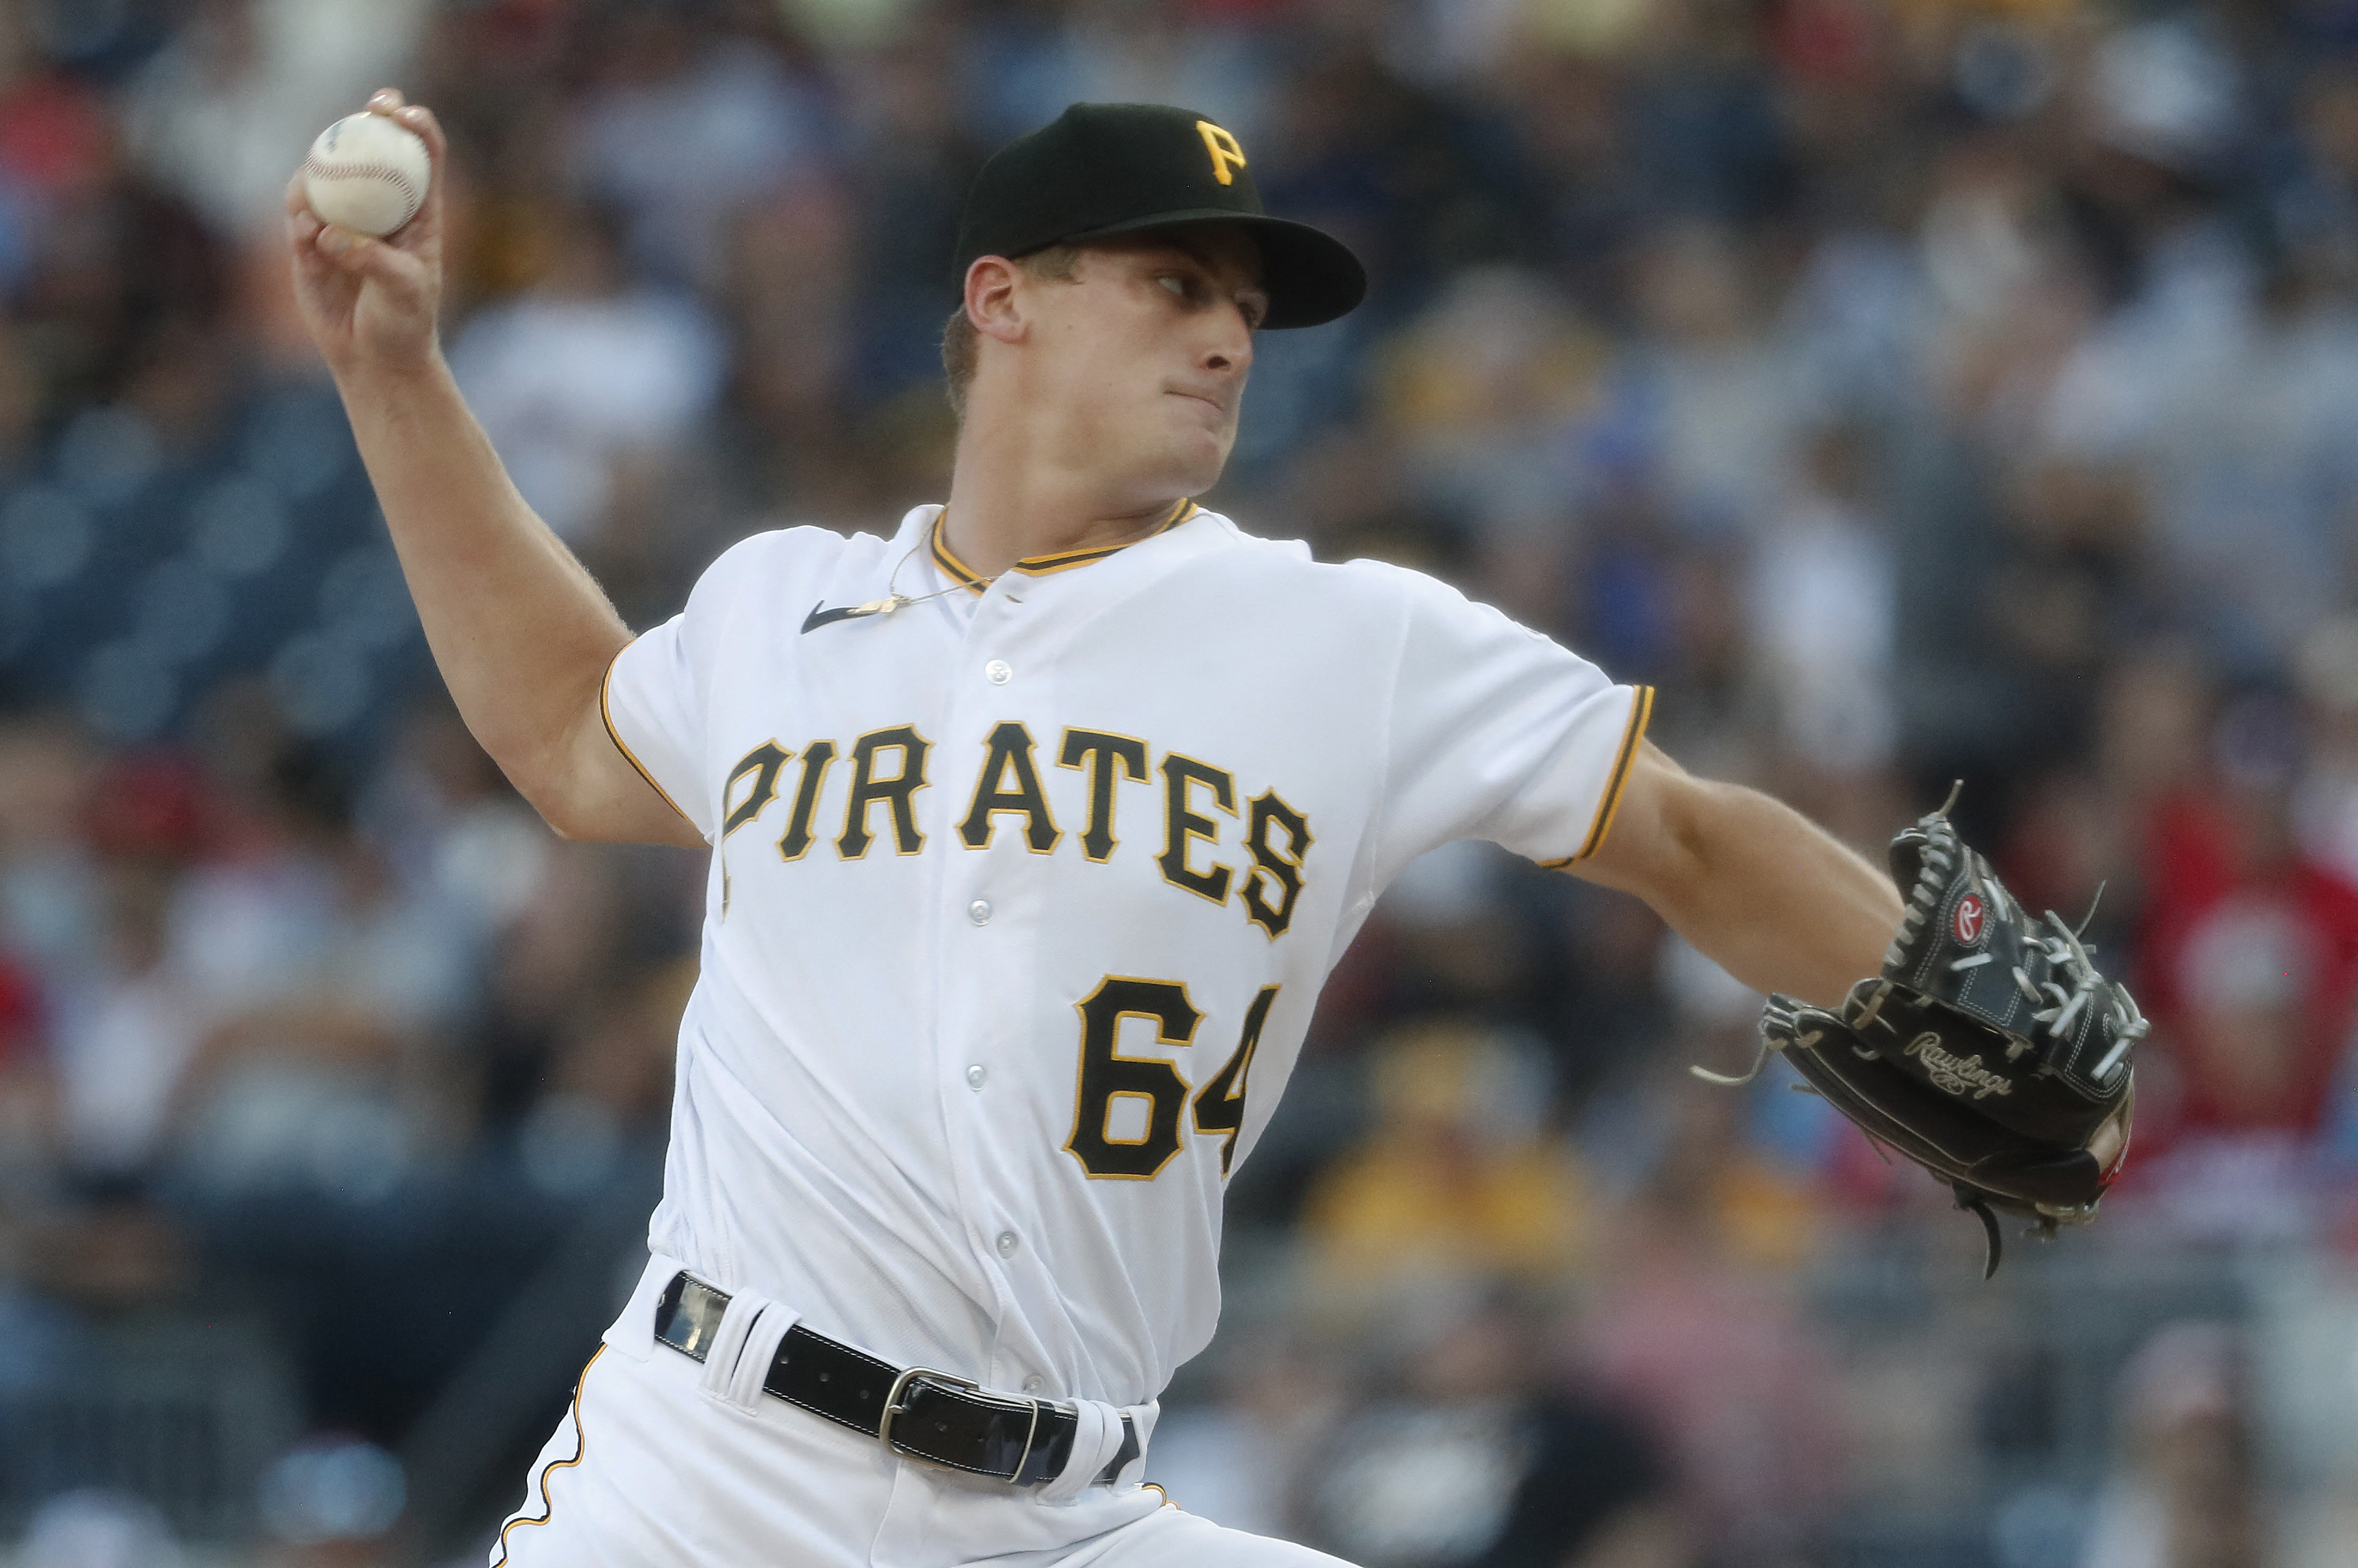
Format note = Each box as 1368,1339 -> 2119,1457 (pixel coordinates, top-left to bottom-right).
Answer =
517,956 -> 690,1199
471,832 -> 632,1130
8,126 -> 224,418
362,697 -> 552,942
1144,1326 -> 1349,1541
1301,1019 -> 1594,1300
2295,615 -> 2358,889
45,858 -> 205,1179
0,943 -> 45,1201
712,175 -> 863,518
569,8 -> 830,291
1370,265 -> 1607,628
1742,422 -> 1896,774
2125,694 -> 2358,1240
1307,1289 -> 1684,1568
447,199 -> 726,550
122,0 -> 434,242
961,0 -> 1277,150
0,713 -> 100,979
126,741 -> 477,1203
257,1434 -> 406,1561
2080,1321 -> 2271,1568
1586,1064 -> 1825,1275
19,1488 -> 184,1568
1621,219 -> 1810,540
1573,1080 -> 1841,1564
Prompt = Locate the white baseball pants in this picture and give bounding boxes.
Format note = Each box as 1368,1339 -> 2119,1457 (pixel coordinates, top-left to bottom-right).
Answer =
487,1265 -> 1349,1568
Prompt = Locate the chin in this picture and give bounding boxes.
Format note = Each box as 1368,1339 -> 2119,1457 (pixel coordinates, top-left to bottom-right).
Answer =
1169,450 -> 1230,498
1165,426 -> 1236,493
1110,437 -> 1227,502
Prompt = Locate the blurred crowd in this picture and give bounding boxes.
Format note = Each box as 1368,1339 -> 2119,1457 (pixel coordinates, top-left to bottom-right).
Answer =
8,0 -> 2358,1563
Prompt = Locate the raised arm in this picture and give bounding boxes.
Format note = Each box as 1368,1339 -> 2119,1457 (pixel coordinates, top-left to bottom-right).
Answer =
1573,741 -> 1903,1008
285,90 -> 702,849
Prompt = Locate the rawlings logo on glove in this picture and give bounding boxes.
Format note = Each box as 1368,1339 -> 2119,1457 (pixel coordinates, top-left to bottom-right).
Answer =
1903,1033 -> 2012,1100
1698,787 -> 2145,1277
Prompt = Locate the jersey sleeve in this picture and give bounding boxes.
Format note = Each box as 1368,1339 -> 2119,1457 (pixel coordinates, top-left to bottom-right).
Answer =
603,611 -> 715,842
1371,565 -> 1652,881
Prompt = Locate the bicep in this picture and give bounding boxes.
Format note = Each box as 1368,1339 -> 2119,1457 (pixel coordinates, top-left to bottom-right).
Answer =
569,695 -> 709,847
559,612 -> 718,849
519,681 -> 708,848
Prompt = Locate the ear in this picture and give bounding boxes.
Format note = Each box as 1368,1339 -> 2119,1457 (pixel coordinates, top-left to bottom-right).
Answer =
965,256 -> 1026,346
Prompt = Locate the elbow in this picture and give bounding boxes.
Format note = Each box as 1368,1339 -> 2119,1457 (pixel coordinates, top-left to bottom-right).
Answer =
540,809 -> 597,843
498,754 -> 592,842
1657,776 -> 1724,887
1621,771 -> 1720,907
524,776 -> 610,843
1570,742 -> 1713,907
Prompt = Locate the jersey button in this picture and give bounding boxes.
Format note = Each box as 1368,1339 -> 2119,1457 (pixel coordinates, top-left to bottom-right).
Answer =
1022,1375 -> 1046,1395
995,1231 -> 1019,1258
966,1064 -> 987,1090
967,899 -> 992,925
984,659 -> 1013,685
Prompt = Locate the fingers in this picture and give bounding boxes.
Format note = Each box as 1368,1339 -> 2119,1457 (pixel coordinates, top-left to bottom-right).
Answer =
284,171 -> 324,246
395,102 -> 447,175
284,173 -> 334,279
355,88 -> 449,252
364,87 -> 445,167
304,221 -> 395,284
316,224 -> 407,282
2089,1103 -> 2131,1172
291,218 -> 332,277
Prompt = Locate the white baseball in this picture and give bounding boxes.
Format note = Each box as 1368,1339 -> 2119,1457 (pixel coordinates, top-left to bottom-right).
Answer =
303,112 -> 430,238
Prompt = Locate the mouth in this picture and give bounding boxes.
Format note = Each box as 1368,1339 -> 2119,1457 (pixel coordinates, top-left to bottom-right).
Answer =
1168,388 -> 1228,417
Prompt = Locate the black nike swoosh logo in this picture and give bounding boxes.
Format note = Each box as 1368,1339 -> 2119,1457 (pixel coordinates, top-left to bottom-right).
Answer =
802,601 -> 866,634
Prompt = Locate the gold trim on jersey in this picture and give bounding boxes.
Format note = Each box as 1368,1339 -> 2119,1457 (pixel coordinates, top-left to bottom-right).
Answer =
491,1344 -> 604,1566
930,525 -> 989,594
930,500 -> 1198,591
602,648 -> 699,831
1540,685 -> 1655,868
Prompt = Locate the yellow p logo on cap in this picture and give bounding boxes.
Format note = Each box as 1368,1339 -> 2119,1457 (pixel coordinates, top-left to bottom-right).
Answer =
1196,120 -> 1247,186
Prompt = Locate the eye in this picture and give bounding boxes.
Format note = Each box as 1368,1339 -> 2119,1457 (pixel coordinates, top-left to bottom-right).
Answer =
1158,274 -> 1187,297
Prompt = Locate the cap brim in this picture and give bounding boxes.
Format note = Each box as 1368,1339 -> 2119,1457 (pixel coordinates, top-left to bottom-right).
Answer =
1058,208 -> 1366,330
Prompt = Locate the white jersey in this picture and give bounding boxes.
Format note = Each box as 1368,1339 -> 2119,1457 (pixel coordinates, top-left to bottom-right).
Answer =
601,502 -> 1650,1412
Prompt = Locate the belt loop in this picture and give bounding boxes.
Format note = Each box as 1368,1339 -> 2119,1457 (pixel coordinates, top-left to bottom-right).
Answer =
1036,1399 -> 1123,1506
1104,1403 -> 1155,1485
697,1290 -> 797,1415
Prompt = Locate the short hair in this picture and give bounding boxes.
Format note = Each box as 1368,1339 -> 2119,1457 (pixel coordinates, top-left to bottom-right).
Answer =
941,246 -> 1082,420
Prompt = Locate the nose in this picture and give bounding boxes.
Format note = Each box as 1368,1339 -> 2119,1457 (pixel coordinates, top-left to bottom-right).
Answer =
1201,303 -> 1254,377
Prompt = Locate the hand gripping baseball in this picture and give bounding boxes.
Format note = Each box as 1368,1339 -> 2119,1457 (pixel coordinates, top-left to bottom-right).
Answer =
285,89 -> 449,377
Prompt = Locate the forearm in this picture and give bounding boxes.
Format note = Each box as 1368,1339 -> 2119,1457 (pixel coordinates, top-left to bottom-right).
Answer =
1652,780 -> 1902,1005
336,355 -> 629,817
1579,748 -> 1903,1008
287,91 -> 696,848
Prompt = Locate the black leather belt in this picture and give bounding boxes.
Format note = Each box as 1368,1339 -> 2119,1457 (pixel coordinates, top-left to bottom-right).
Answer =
654,1272 -> 1140,1487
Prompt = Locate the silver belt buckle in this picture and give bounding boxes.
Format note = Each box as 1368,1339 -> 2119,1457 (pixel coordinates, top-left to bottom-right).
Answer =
878,1366 -> 1043,1480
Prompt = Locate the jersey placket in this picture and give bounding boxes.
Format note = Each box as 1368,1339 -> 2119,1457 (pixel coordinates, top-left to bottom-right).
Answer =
930,566 -> 1067,1396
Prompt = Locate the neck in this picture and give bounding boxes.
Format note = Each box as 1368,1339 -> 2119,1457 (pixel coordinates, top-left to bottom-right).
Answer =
941,416 -> 1192,579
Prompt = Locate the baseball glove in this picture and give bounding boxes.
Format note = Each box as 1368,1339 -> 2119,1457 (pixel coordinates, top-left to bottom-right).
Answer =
1697,789 -> 2145,1276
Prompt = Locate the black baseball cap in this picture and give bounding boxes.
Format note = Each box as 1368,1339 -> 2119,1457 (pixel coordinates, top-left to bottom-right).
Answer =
953,103 -> 1366,330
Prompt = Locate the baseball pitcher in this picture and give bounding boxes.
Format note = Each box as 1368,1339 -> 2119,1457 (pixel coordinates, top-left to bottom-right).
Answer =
287,93 -> 2136,1567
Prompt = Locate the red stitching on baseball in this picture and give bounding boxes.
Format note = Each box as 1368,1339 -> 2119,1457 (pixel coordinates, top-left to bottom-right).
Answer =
304,156 -> 422,209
